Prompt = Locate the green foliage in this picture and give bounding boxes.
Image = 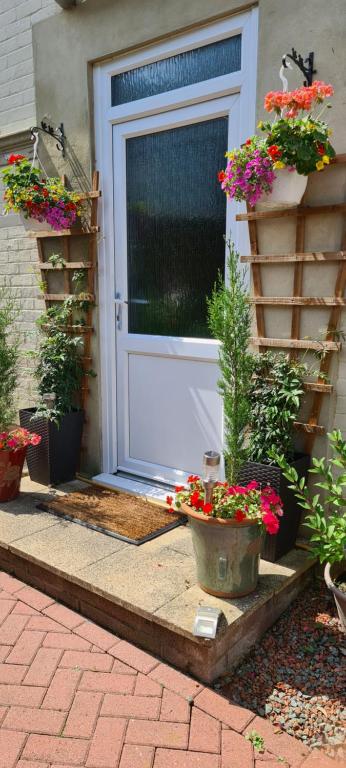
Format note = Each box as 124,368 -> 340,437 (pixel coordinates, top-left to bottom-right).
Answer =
207,239 -> 253,483
272,430 -> 346,564
0,289 -> 19,431
259,116 -> 335,175
33,269 -> 94,423
48,254 -> 65,269
34,329 -> 84,424
245,731 -> 265,752
248,352 -> 306,464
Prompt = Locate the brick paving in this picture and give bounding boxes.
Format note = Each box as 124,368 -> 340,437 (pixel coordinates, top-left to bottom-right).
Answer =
0,570 -> 342,768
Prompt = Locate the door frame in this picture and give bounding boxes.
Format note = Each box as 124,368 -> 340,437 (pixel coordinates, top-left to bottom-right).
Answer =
93,8 -> 258,475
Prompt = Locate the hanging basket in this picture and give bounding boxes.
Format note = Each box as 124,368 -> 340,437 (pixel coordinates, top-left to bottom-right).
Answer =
258,168 -> 308,210
19,213 -> 53,232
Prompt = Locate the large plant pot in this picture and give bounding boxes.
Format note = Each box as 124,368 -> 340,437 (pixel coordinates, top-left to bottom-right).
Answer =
257,169 -> 308,209
182,503 -> 262,598
324,560 -> 346,633
239,453 -> 310,562
19,213 -> 52,232
0,447 -> 27,502
19,408 -> 84,486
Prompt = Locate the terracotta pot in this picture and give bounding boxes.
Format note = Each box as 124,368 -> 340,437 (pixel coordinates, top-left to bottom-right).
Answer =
181,503 -> 262,598
324,560 -> 346,633
257,168 -> 308,209
0,447 -> 27,502
19,213 -> 51,232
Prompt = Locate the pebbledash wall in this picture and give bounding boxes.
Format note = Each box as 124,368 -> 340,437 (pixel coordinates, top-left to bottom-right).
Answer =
0,0 -> 345,474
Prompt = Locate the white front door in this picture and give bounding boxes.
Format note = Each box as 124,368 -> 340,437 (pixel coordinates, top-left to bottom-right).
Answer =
94,10 -> 258,483
113,96 -> 238,485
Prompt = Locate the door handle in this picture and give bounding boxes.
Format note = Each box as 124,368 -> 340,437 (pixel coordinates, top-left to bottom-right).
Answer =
114,295 -> 128,330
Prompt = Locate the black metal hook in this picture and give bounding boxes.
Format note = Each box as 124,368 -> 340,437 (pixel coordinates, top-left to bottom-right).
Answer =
282,49 -> 316,87
30,121 -> 66,158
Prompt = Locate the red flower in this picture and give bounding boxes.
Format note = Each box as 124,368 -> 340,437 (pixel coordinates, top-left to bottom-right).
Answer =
317,143 -> 325,155
267,144 -> 282,160
218,171 -> 226,182
203,503 -> 213,515
175,485 -> 185,492
235,509 -> 246,522
187,475 -> 199,484
166,495 -> 174,507
263,511 -> 279,535
42,188 -> 49,197
245,138 -> 252,145
8,153 -> 25,164
190,490 -> 203,509
33,185 -> 40,191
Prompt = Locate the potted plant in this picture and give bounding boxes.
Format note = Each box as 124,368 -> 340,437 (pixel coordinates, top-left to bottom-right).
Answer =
219,80 -> 335,208
2,154 -> 83,231
167,476 -> 283,597
19,292 -> 92,485
0,289 -> 41,501
239,352 -> 310,562
274,430 -> 346,631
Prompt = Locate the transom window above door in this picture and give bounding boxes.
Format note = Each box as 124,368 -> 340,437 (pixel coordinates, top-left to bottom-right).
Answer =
111,34 -> 241,106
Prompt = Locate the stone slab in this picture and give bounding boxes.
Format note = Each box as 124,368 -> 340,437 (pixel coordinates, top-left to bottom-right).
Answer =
0,478 -> 315,682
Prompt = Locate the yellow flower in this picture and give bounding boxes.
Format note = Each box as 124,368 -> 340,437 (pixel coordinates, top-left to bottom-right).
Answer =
273,160 -> 285,169
316,160 -> 324,171
257,121 -> 264,129
327,128 -> 333,136
322,155 -> 330,164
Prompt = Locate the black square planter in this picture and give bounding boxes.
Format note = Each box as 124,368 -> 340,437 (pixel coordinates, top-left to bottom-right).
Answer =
239,453 -> 310,562
19,408 -> 84,486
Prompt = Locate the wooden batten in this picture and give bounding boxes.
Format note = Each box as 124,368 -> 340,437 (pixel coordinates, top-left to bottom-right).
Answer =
240,155 -> 346,451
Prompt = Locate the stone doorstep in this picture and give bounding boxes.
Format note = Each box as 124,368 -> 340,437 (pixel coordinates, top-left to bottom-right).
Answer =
0,537 -> 315,683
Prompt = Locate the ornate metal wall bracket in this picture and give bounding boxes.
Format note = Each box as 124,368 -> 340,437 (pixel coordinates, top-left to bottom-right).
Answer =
283,49 -> 316,87
30,122 -> 66,158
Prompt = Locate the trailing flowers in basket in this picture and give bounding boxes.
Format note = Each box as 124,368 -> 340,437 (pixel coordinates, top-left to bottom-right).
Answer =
2,154 -> 83,231
166,477 -> 284,598
219,81 -> 335,207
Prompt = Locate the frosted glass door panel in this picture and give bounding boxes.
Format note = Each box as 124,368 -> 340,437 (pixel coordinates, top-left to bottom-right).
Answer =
111,35 -> 241,105
126,117 -> 228,338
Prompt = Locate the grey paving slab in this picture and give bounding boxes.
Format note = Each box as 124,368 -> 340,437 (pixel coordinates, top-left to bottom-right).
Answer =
0,481 -> 60,543
154,549 -> 311,632
77,544 -> 197,613
9,515 -> 128,574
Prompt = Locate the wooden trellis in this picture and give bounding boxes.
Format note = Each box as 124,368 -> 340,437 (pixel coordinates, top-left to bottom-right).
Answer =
30,171 -> 101,414
237,155 -> 346,453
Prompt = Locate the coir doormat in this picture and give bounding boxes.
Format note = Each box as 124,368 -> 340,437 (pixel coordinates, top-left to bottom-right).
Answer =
38,486 -> 185,545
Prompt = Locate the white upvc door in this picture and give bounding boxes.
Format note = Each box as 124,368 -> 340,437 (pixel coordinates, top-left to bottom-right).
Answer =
94,9 -> 258,484
113,95 -> 239,485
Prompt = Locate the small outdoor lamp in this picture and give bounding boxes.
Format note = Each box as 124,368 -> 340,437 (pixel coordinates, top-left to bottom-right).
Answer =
193,606 -> 223,639
202,451 -> 221,505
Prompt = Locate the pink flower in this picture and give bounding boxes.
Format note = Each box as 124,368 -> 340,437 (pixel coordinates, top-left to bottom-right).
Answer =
263,511 -> 279,535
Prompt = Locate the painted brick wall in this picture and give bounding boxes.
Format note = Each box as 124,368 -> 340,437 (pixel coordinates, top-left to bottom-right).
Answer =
0,1 -> 59,410
0,0 -> 60,137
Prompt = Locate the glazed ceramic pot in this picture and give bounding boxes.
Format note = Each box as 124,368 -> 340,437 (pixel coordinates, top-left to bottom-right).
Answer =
0,447 -> 27,502
324,560 -> 346,633
258,168 -> 308,209
182,503 -> 262,598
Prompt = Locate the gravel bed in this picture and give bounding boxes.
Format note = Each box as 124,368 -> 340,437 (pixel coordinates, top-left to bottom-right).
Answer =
216,581 -> 345,759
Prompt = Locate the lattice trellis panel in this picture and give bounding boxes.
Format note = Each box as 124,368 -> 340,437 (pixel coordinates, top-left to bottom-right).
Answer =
31,171 -> 101,415
237,155 -> 346,453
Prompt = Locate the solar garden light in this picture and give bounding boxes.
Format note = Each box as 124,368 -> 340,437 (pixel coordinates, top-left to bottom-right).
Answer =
193,606 -> 223,639
202,450 -> 220,505
42,392 -> 56,408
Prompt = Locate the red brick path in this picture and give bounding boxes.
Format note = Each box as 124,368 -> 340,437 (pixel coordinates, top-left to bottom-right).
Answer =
0,570 -> 339,768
